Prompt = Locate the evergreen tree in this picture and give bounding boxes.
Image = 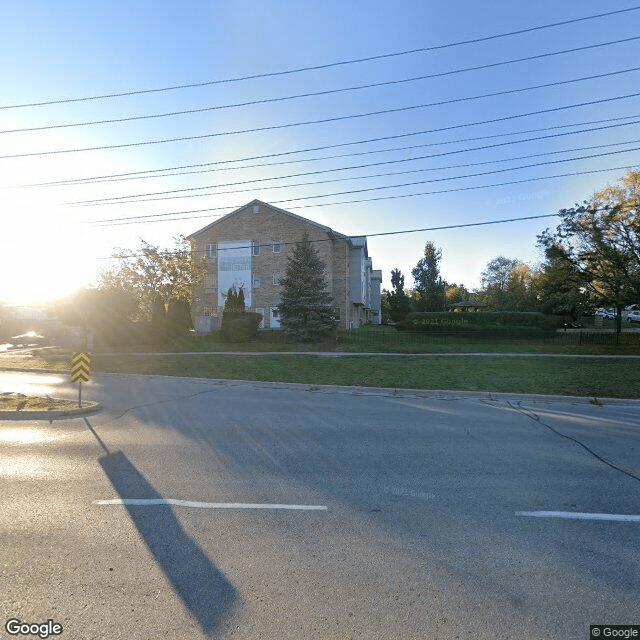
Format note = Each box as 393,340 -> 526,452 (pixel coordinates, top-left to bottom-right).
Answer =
220,285 -> 260,341
386,268 -> 412,321
411,242 -> 445,311
536,246 -> 592,319
277,233 -> 337,341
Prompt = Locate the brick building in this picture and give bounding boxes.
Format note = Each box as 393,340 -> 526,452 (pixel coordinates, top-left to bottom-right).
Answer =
188,200 -> 382,332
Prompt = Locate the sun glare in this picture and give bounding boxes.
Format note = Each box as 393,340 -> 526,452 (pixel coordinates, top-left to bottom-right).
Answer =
1,196 -> 94,306
0,427 -> 60,444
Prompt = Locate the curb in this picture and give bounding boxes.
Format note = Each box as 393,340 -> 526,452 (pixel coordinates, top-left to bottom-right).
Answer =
2,367 -> 640,406
91,371 -> 640,405
0,402 -> 103,421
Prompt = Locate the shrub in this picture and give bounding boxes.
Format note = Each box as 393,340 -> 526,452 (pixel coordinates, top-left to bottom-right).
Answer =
396,312 -> 557,336
219,311 -> 262,343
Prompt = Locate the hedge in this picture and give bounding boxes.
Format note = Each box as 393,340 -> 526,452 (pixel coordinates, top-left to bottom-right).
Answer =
396,312 -> 559,335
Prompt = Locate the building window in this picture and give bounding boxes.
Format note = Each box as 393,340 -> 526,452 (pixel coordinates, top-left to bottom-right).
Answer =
272,240 -> 281,254
333,307 -> 341,320
255,308 -> 265,329
204,274 -> 215,290
252,240 -> 260,256
270,307 -> 281,329
205,244 -> 215,259
202,306 -> 216,316
252,274 -> 260,288
273,272 -> 282,285
253,204 -> 260,214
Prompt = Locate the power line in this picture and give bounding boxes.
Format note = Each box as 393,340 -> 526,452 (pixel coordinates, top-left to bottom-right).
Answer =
3,81 -> 640,160
93,164 -> 639,226
102,213 -> 562,260
92,149 -> 640,215
100,202 -> 635,259
3,5 -> 638,111
29,114 -> 640,187
77,139 -> 640,207
4,36 -> 639,135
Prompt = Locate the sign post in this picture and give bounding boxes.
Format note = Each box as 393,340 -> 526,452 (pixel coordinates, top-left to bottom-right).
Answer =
71,352 -> 91,407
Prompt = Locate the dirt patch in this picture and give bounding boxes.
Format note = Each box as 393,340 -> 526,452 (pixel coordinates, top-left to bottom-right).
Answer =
0,394 -> 79,411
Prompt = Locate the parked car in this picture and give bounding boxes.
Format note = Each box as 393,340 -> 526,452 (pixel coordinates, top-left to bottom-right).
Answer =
595,308 -> 616,319
625,310 -> 640,323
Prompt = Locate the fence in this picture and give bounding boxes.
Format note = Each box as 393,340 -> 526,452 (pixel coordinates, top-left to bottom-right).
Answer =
340,327 -> 640,349
543,331 -> 640,347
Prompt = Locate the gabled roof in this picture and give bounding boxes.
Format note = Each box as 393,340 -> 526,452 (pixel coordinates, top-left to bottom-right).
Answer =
187,199 -> 351,241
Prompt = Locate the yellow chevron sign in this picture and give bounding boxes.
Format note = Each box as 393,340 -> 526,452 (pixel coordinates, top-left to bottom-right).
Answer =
71,351 -> 91,382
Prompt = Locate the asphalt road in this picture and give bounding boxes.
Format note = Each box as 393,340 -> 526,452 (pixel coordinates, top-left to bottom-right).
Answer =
1,371 -> 639,639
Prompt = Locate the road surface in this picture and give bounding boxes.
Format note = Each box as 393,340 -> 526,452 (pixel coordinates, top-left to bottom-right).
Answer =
1,371 -> 639,639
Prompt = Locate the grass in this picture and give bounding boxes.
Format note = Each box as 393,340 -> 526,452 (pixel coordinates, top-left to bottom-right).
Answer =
1,328 -> 639,399
88,353 -> 640,399
339,325 -> 640,355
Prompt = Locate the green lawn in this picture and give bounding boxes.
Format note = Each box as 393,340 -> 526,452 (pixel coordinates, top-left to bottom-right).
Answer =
339,325 -> 640,355
88,353 -> 640,399
1,330 -> 639,399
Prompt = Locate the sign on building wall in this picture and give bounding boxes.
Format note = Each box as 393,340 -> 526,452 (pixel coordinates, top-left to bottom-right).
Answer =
218,240 -> 252,308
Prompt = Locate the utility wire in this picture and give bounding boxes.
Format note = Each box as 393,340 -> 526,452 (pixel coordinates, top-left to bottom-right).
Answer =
77,139 -> 640,207
3,5 -> 638,111
91,149 -> 640,215
3,82 -> 640,160
4,36 -> 639,135
29,114 -> 640,187
93,164 -> 639,226
100,202 -> 634,257
103,213 -> 562,259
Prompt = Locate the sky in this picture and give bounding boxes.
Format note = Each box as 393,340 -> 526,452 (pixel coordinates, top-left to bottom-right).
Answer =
1,0 -> 639,305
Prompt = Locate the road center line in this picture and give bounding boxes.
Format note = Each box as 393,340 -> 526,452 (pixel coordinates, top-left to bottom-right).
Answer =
516,511 -> 640,522
93,498 -> 327,510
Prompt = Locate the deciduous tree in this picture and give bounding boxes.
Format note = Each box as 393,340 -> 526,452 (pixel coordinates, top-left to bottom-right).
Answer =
99,236 -> 206,340
538,170 -> 640,332
479,256 -> 538,311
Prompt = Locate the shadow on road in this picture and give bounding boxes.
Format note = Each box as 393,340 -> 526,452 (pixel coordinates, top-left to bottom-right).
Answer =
85,419 -> 236,637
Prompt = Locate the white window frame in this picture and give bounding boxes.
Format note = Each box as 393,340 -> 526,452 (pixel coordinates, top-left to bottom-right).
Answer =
252,241 -> 261,256
272,240 -> 281,254
272,272 -> 282,285
205,244 -> 215,259
255,308 -> 265,329
252,274 -> 260,288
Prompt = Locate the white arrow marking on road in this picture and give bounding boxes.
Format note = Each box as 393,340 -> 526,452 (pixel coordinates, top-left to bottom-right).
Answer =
94,498 -> 327,510
516,511 -> 640,522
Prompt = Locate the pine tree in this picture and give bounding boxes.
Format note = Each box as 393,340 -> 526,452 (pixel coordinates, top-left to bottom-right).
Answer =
277,233 -> 337,341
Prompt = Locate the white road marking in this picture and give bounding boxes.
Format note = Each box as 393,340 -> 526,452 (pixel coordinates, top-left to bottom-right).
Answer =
516,511 -> 640,522
93,498 -> 327,510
